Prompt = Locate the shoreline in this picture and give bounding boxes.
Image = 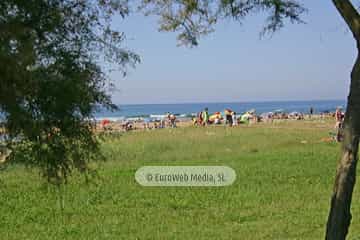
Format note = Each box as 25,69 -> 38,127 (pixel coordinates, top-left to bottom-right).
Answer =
95,113 -> 335,133
94,99 -> 344,122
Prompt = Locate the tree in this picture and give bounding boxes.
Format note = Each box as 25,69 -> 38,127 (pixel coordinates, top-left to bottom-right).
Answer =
139,0 -> 360,239
0,0 -> 139,185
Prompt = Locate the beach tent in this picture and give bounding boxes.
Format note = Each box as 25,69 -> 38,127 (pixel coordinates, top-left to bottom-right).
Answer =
240,112 -> 252,123
208,112 -> 222,124
209,112 -> 222,120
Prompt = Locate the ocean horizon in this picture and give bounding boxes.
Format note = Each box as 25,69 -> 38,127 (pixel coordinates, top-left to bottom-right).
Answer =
95,99 -> 346,120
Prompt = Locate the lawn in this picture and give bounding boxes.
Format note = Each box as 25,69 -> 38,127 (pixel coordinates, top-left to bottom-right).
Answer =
1,120 -> 360,239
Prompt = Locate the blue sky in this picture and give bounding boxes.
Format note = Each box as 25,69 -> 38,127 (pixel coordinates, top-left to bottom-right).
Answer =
109,0 -> 356,104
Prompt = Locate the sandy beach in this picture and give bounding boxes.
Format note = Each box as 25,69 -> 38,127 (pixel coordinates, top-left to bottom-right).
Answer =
95,113 -> 334,133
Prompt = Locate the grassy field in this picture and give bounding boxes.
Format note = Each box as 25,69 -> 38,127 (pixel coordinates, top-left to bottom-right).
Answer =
1,120 -> 360,239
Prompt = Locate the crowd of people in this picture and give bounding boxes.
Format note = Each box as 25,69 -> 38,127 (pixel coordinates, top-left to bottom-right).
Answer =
98,107 -> 346,143
191,107 -> 310,126
193,108 -> 251,126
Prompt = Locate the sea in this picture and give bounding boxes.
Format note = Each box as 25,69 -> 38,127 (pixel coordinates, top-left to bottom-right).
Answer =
94,99 -> 345,121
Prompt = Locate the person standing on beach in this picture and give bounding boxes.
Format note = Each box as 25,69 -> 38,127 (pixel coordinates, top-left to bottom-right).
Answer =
197,111 -> 203,125
202,108 -> 209,126
335,107 -> 343,128
232,112 -> 237,126
309,107 -> 314,119
224,109 -> 233,126
335,107 -> 344,142
167,113 -> 177,128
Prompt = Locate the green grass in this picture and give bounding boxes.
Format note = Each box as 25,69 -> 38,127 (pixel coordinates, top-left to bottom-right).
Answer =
1,120 -> 360,239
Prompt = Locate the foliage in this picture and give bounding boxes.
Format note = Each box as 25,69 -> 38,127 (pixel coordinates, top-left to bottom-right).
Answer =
139,0 -> 306,46
0,0 -> 140,185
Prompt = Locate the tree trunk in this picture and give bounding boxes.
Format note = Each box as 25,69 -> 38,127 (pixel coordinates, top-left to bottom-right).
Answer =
325,47 -> 360,240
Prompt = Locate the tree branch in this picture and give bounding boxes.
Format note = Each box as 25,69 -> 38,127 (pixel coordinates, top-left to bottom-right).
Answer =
332,0 -> 360,39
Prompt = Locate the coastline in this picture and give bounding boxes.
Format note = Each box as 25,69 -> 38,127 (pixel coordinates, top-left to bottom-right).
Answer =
95,113 -> 334,133
94,99 -> 345,122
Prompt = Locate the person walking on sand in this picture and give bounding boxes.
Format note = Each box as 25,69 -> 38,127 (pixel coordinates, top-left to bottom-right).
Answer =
202,108 -> 209,126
